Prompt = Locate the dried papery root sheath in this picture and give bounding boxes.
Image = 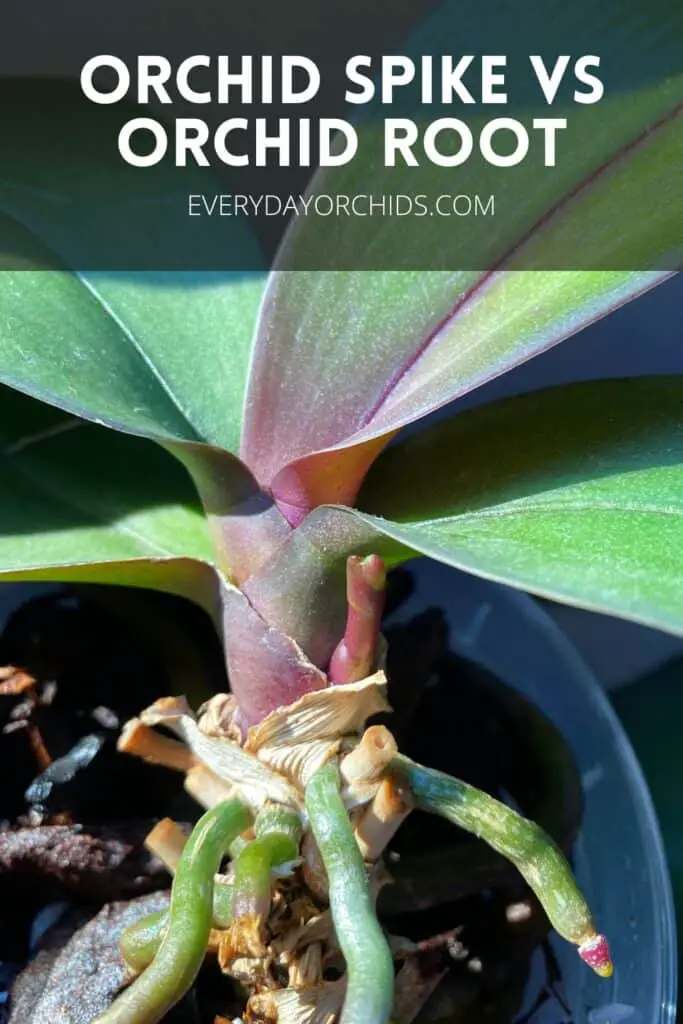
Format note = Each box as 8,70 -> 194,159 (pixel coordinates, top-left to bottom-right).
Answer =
219,912 -> 265,962
185,763 -> 236,809
243,673 -> 390,803
244,673 -> 389,752
329,555 -> 387,685
94,799 -> 252,1024
144,819 -> 188,875
272,910 -> 334,959
140,695 -> 300,809
287,941 -> 324,989
355,771 -> 413,861
305,761 -> 394,1024
249,980 -> 345,1024
121,881 -> 234,974
255,736 -> 343,793
196,692 -> 238,738
396,755 -> 614,979
340,726 -> 397,788
118,718 -> 195,773
206,927 -> 227,956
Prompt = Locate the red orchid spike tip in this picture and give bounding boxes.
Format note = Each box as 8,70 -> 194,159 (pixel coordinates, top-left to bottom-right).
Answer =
328,555 -> 387,685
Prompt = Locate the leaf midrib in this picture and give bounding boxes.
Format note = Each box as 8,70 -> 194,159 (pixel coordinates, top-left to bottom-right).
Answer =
75,273 -> 202,442
357,103 -> 683,435
0,198 -> 204,445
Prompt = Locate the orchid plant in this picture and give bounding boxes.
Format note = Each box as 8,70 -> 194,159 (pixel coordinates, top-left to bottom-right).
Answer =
0,13 -> 682,1020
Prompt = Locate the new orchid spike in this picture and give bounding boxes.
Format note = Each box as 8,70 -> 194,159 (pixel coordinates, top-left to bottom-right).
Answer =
329,555 -> 387,684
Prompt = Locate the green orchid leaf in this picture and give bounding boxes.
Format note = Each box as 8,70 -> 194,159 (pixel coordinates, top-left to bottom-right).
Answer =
0,78 -> 264,271
245,271 -> 670,525
0,259 -> 265,455
242,0 -> 682,521
0,385 -> 218,611
243,376 -> 683,664
0,197 -> 278,581
353,377 -> 683,636
0,78 -> 266,458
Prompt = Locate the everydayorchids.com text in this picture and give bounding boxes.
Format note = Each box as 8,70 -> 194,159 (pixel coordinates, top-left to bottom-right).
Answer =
187,193 -> 496,218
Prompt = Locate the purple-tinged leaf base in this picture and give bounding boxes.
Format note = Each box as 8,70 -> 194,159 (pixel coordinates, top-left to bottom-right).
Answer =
220,579 -> 328,732
170,442 -> 292,584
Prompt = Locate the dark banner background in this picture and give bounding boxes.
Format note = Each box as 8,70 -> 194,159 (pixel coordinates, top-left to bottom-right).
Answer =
0,0 -> 680,269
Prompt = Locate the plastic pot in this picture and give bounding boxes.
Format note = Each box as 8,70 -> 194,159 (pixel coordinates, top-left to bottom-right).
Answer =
387,559 -> 677,1024
0,571 -> 677,1023
612,657 -> 683,994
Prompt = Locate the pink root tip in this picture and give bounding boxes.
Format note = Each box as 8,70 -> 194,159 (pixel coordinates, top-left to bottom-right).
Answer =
578,934 -> 613,978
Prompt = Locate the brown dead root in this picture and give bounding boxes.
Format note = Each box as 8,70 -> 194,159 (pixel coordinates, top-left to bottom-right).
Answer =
185,762 -> 237,808
0,665 -> 37,695
355,769 -> 413,861
339,725 -> 397,787
117,718 -> 195,773
143,817 -> 189,874
1,665 -> 54,771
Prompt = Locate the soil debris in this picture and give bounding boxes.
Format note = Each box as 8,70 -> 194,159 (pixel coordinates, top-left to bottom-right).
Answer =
8,891 -> 170,1024
0,822 -> 170,900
